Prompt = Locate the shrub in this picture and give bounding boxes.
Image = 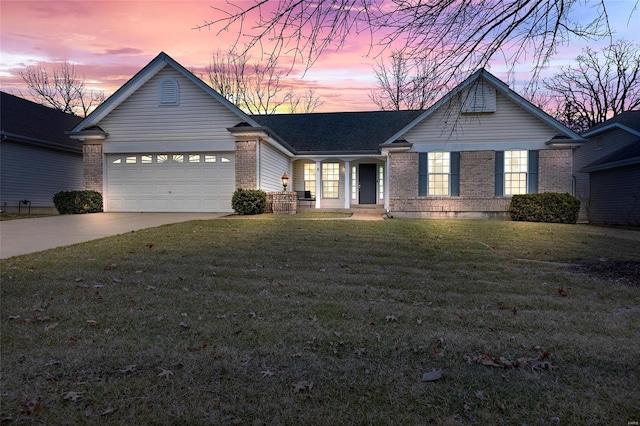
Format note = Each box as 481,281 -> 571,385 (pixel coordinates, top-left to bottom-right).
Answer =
231,189 -> 267,215
509,193 -> 580,224
53,190 -> 103,214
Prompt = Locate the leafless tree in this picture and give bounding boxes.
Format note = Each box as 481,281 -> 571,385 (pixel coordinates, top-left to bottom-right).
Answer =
20,62 -> 105,117
544,40 -> 640,133
196,0 -> 620,90
369,51 -> 442,110
205,50 -> 323,114
287,89 -> 325,113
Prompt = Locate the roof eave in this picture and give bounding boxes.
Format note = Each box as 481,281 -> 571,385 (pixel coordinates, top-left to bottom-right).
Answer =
1,131 -> 82,153
581,157 -> 640,173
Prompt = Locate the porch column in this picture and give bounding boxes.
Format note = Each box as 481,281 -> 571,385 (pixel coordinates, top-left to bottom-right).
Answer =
344,160 -> 350,209
384,155 -> 390,211
315,161 -> 322,209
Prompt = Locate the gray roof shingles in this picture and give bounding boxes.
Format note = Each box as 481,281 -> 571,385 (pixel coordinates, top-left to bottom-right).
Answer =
1,91 -> 84,151
251,110 -> 424,153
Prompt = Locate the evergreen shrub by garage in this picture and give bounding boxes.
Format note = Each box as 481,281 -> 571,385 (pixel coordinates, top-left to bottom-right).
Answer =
231,189 -> 267,215
509,193 -> 580,224
53,190 -> 103,214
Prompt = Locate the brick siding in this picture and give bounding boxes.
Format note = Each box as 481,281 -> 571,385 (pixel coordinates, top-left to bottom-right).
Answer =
235,140 -> 257,189
388,148 -> 573,218
83,143 -> 103,193
539,148 -> 572,193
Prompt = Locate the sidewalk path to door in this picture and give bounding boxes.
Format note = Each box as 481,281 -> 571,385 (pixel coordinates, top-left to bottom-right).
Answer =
0,213 -> 226,259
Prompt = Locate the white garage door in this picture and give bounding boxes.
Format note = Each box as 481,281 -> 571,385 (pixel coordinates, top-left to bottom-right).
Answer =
106,153 -> 235,212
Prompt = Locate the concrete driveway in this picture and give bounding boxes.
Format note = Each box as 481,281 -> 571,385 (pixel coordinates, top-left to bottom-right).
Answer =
0,213 -> 226,259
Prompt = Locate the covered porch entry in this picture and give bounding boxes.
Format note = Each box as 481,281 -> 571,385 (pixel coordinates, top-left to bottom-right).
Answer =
291,158 -> 387,210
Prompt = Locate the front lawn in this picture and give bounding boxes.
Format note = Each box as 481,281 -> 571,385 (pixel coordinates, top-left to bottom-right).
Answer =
1,218 -> 639,424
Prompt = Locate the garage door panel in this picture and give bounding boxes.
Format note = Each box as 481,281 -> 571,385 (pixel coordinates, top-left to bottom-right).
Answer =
106,153 -> 235,212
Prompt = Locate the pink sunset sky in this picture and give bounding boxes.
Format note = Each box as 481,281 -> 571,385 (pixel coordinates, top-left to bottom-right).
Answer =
1,0 -> 638,113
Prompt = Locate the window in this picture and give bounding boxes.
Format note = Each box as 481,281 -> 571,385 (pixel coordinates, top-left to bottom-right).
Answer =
172,154 -> 184,163
141,155 -> 153,164
428,152 -> 450,195
495,150 -> 538,195
189,154 -> 201,163
379,165 -> 385,200
221,157 -> 231,163
158,77 -> 179,105
157,154 -> 168,164
504,150 -> 527,195
418,152 -> 460,196
322,163 -> 340,199
204,155 -> 217,163
304,163 -> 317,198
125,156 -> 137,164
351,166 -> 357,200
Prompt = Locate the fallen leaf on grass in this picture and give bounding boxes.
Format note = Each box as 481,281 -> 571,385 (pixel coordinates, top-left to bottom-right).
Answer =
120,364 -> 136,374
261,369 -> 274,378
474,390 -> 489,400
85,320 -> 98,326
63,391 -> 83,402
44,322 -> 58,331
101,406 -> 118,416
385,315 -> 397,322
293,381 -> 313,392
466,353 -> 556,370
421,370 -> 443,382
157,368 -> 174,379
22,396 -> 43,416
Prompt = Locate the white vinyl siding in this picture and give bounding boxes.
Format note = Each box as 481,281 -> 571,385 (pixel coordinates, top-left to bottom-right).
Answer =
404,89 -> 558,148
259,141 -> 291,192
97,67 -> 241,150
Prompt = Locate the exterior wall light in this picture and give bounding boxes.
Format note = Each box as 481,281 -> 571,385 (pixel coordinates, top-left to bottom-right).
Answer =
281,173 -> 289,191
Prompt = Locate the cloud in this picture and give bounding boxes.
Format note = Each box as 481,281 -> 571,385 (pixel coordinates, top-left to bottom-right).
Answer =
96,47 -> 145,56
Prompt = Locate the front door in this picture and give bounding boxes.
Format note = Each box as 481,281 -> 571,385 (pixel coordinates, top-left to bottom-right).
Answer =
359,164 -> 377,204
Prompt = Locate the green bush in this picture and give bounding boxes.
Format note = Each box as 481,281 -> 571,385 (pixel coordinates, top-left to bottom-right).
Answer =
53,190 -> 103,214
509,193 -> 580,224
231,189 -> 267,215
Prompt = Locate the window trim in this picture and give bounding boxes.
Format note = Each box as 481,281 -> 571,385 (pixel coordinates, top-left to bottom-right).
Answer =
418,152 -> 460,197
321,162 -> 340,199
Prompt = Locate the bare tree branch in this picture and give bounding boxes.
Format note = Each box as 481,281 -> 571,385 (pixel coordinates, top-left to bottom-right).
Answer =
20,62 -> 104,117
543,39 -> 640,132
205,49 -> 323,114
369,51 -> 442,110
196,0 -> 616,87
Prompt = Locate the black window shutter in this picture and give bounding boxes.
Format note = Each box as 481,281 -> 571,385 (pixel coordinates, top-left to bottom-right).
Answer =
418,153 -> 428,196
450,152 -> 460,196
495,151 -> 504,196
528,150 -> 539,194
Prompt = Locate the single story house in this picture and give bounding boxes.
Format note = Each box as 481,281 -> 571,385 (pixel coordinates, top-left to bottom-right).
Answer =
1,92 -> 84,214
69,52 -> 585,218
574,111 -> 640,225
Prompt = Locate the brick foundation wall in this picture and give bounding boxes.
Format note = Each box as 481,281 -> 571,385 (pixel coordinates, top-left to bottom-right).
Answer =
83,143 -> 103,193
388,148 -> 573,217
235,140 -> 257,189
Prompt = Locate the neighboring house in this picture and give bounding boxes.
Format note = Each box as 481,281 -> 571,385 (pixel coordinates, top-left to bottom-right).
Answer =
1,92 -> 84,214
574,111 -> 640,225
69,52 -> 584,217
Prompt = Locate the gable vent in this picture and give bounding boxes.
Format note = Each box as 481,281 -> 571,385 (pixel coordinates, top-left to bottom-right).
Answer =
462,80 -> 495,113
159,77 -> 179,105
